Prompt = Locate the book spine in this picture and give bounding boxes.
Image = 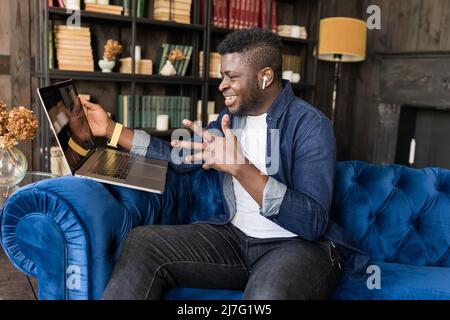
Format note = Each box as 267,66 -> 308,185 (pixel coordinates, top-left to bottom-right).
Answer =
261,0 -> 267,29
135,96 -> 141,128
244,0 -> 249,29
49,20 -> 54,69
117,95 -> 122,123
123,0 -> 131,16
137,0 -> 145,18
221,0 -> 228,28
123,95 -> 128,128
228,0 -> 234,29
212,0 -> 219,27
271,0 -> 277,33
181,45 -> 193,76
238,0 -> 244,29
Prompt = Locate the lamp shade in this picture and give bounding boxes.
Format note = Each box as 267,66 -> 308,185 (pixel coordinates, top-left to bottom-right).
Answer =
318,17 -> 367,62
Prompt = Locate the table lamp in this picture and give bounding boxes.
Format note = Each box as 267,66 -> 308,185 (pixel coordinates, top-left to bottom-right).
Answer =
318,17 -> 367,124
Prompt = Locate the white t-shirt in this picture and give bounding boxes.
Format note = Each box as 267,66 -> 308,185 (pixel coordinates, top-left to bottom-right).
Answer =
231,113 -> 297,238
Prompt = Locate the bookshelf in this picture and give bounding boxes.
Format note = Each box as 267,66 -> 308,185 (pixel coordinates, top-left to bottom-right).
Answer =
35,0 -> 321,172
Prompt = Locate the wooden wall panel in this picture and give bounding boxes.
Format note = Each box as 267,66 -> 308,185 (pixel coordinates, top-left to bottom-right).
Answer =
0,75 -> 12,105
0,0 -> 11,56
387,0 -> 421,52
439,0 -> 450,50
9,0 -> 32,168
417,0 -> 446,51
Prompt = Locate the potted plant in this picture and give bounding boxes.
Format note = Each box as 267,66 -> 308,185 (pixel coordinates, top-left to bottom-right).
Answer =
99,39 -> 123,73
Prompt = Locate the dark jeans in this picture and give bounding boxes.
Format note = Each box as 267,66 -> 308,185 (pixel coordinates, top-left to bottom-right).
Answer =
102,223 -> 343,300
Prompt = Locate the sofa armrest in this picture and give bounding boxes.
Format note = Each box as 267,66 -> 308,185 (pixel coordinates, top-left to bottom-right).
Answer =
0,175 -> 160,300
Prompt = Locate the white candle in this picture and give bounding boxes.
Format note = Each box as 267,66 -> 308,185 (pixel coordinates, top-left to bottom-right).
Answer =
408,138 -> 416,166
65,0 -> 80,10
134,45 -> 141,61
156,115 -> 169,131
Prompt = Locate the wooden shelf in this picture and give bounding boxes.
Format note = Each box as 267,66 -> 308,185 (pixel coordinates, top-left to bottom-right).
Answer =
49,7 -> 132,23
135,17 -> 204,31
40,70 -> 204,85
211,27 -> 316,44
49,7 -> 205,30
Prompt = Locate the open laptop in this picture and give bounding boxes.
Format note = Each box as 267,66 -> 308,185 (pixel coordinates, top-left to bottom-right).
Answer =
37,79 -> 168,194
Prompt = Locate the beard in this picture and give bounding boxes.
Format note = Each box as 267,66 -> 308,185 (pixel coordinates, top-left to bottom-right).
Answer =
230,81 -> 265,117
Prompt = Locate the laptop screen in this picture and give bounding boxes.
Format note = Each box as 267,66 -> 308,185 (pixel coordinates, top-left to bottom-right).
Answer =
38,80 -> 95,174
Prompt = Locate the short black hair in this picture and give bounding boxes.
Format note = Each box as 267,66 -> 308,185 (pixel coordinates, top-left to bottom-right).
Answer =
217,28 -> 283,82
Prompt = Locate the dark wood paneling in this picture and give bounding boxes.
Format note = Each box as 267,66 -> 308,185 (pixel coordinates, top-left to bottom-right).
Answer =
414,109 -> 450,168
440,0 -> 450,50
388,0 -> 421,52
0,0 -> 10,56
9,1 -> 32,169
379,55 -> 450,108
417,0 -> 445,51
0,55 -> 10,74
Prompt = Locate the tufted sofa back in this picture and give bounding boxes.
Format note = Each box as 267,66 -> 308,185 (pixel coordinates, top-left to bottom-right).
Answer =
333,161 -> 450,267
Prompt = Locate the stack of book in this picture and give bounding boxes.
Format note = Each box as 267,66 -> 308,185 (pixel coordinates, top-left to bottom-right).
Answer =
54,25 -> 94,72
155,43 -> 193,76
118,95 -> 191,129
119,57 -> 153,75
84,3 -> 124,15
153,0 -> 192,24
277,25 -> 308,39
282,54 -> 302,74
199,51 -> 221,78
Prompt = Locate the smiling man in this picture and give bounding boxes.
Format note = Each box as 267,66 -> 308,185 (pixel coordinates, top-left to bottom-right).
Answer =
80,29 -> 367,300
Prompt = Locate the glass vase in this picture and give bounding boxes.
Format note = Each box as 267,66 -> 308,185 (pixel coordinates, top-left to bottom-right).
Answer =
0,137 -> 28,188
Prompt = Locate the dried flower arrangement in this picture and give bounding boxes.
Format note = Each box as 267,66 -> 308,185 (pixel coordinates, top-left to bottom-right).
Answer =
0,102 -> 38,149
168,48 -> 185,62
103,39 -> 123,61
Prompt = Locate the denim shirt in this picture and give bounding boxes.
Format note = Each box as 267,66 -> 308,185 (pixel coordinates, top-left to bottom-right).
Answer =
131,81 -> 369,276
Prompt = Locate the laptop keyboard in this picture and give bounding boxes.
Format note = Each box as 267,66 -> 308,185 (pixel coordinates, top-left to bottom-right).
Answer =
92,150 -> 136,180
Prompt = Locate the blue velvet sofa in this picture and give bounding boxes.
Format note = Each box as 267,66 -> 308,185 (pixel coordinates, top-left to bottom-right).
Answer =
1,161 -> 449,300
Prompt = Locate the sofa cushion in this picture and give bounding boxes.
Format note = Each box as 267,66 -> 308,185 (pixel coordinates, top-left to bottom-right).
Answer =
334,162 -> 450,267
332,261 -> 450,300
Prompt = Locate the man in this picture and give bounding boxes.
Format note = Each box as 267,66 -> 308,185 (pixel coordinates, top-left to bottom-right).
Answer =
80,29 -> 364,300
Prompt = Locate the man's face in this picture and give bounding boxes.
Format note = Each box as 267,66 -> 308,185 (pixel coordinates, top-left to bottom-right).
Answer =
219,53 -> 264,117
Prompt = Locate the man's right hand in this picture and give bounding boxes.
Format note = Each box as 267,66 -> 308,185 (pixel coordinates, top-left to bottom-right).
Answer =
79,96 -> 116,139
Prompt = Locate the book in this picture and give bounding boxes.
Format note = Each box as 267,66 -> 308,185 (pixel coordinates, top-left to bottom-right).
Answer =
58,64 -> 94,72
49,20 -> 54,69
136,0 -> 145,18
122,0 -> 131,16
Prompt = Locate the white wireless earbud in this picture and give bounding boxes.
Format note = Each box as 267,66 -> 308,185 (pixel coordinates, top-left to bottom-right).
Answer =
262,75 -> 268,90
